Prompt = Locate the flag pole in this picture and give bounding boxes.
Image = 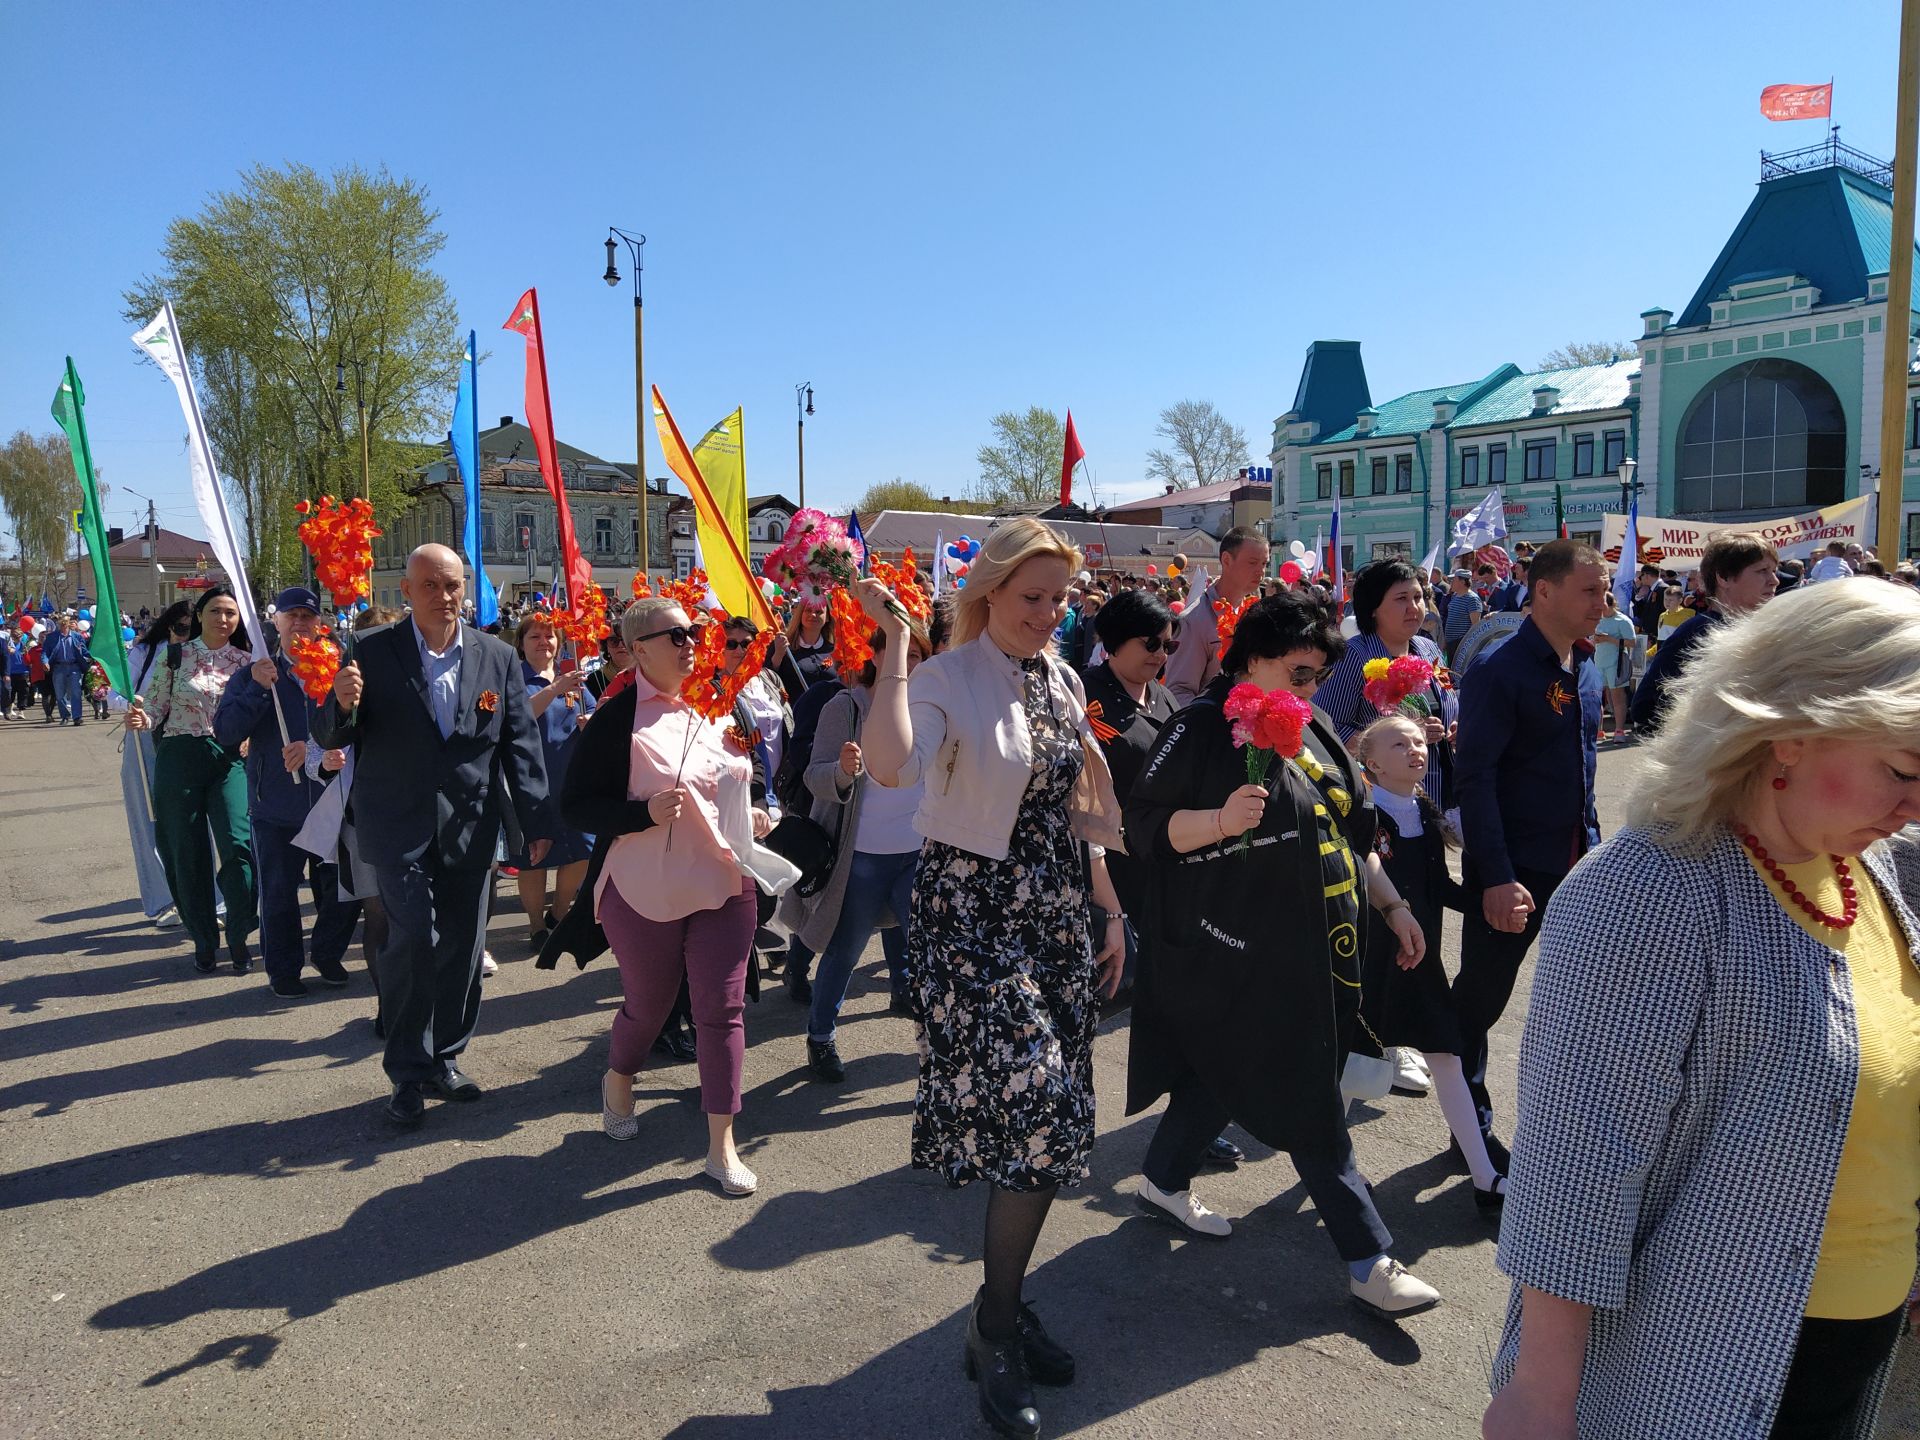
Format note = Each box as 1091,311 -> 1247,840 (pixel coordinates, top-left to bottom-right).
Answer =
1879,18 -> 1919,562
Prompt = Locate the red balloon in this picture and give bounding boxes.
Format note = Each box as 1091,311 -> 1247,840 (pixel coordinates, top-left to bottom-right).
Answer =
1170,600 -> 1185,614
1279,561 -> 1304,584
1146,564 -> 1158,576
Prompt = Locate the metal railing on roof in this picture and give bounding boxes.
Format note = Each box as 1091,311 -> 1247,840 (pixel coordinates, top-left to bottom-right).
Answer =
1760,135 -> 1893,188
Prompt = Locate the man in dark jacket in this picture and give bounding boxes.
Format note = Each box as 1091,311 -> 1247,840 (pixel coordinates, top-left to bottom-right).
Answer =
315,544 -> 553,1127
1452,539 -> 1606,1149
1628,533 -> 1779,737
41,613 -> 90,725
214,586 -> 359,999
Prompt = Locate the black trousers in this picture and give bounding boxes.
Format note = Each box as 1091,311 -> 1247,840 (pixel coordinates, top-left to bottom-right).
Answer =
1454,862 -> 1564,1135
1770,1306 -> 1903,1438
1142,1080 -> 1392,1263
371,859 -> 493,1086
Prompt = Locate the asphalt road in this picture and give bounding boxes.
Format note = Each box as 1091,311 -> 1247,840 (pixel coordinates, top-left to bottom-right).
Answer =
1,720 -> 1912,1438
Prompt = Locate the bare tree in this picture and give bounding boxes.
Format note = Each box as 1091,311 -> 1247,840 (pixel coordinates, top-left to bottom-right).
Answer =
975,407 -> 1066,508
1536,341 -> 1637,369
1145,400 -> 1250,490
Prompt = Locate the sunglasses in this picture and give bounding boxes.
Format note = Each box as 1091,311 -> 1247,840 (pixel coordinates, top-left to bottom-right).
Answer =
170,623 -> 191,636
1132,634 -> 1179,655
634,623 -> 707,648
1288,664 -> 1336,686
723,637 -> 756,652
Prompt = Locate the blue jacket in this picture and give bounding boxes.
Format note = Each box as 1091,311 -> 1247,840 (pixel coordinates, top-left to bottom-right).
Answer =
214,652 -> 324,830
1453,617 -> 1600,888
1487,579 -> 1525,614
1627,608 -> 1724,737
42,630 -> 89,668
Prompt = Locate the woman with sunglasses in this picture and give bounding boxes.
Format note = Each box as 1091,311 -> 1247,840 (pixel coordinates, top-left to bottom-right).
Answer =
721,616 -> 792,804
554,597 -> 789,1194
119,602 -> 195,926
127,586 -> 258,975
1122,592 -> 1442,1318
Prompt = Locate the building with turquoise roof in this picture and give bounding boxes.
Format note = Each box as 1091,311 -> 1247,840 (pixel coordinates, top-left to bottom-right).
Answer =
1272,138 -> 1920,568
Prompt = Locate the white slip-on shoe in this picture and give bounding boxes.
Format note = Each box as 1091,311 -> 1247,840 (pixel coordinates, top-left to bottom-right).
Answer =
480,950 -> 498,978
1136,1176 -> 1232,1238
1390,1048 -> 1431,1096
601,1104 -> 638,1141
1350,1256 -> 1441,1317
704,1157 -> 759,1195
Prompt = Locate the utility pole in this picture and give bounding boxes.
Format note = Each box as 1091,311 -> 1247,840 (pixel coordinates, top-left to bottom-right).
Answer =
1878,0 -> 1920,561
795,382 -> 814,509
127,489 -> 161,614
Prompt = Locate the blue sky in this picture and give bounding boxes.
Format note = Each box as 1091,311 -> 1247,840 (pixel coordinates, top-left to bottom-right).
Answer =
0,0 -> 1897,546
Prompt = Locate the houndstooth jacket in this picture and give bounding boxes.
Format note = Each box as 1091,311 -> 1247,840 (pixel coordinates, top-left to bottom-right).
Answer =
1492,823 -> 1918,1439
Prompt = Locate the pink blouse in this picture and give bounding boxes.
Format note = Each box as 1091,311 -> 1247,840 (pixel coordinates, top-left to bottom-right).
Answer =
597,673 -> 755,923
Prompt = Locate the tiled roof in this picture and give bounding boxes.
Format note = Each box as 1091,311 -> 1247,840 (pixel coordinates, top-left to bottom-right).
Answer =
1104,479 -> 1268,513
1317,380 -> 1482,443
1451,360 -> 1636,427
106,526 -> 215,563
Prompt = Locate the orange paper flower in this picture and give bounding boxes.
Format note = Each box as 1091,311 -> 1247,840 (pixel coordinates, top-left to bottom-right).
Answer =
296,496 -> 382,608
285,630 -> 342,704
1212,593 -> 1257,651
830,586 -> 874,678
478,689 -> 499,713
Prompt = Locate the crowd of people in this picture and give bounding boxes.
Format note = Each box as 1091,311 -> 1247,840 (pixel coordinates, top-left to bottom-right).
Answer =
51,519 -> 1920,1440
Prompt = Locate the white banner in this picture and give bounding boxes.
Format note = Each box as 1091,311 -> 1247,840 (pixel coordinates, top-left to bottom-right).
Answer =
132,302 -> 268,661
1599,495 -> 1871,570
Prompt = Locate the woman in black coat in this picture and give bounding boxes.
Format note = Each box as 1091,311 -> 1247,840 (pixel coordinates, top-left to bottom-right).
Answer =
1123,591 -> 1443,1317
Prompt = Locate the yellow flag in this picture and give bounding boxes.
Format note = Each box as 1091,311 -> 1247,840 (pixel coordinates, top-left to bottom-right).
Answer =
651,387 -> 774,629
692,406 -> 751,595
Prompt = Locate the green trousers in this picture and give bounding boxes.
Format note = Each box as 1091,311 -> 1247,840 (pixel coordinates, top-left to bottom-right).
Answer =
153,734 -> 256,956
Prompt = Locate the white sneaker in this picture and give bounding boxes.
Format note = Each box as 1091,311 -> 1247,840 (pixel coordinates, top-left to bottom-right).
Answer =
480,950 -> 498,978
152,907 -> 182,929
1350,1256 -> 1441,1316
1391,1048 -> 1431,1095
1137,1176 -> 1232,1238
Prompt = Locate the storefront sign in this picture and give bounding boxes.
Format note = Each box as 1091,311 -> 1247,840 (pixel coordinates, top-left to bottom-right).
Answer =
1600,495 -> 1871,568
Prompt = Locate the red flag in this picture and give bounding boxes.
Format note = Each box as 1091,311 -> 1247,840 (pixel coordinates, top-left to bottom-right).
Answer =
1761,83 -> 1832,121
1060,410 -> 1085,509
502,288 -> 592,615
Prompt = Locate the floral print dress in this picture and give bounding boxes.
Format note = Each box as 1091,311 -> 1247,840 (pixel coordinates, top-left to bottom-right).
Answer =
908,657 -> 1097,1191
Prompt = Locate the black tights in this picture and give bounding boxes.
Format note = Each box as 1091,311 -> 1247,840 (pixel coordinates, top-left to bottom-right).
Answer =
979,1183 -> 1057,1338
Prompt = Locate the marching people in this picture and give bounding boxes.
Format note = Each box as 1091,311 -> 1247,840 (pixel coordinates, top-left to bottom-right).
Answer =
775,601 -> 835,699
5,625 -> 28,717
723,615 -> 792,811
314,544 -> 555,1128
119,604 -> 193,926
1590,591 -> 1637,742
855,518 -> 1129,1440
1451,539 -> 1605,1160
1122,592 -> 1442,1314
1483,577 -> 1920,1440
1162,526 -> 1270,705
1351,713 -> 1501,1210
553,596 -> 791,1192
25,626 -> 51,719
509,611 -> 597,951
42,611 -> 90,726
0,624 -> 15,721
785,615 -> 930,1082
127,585 -> 258,975
212,586 -> 358,999
1629,531 -> 1779,736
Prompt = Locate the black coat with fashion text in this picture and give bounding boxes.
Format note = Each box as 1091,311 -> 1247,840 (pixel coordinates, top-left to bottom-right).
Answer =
1122,675 -> 1376,1159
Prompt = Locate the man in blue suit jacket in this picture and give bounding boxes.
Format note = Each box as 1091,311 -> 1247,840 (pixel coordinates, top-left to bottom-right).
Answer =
315,544 -> 554,1126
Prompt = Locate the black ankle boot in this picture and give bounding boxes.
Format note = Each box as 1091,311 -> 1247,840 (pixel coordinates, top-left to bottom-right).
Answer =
964,1292 -> 1040,1438
1009,1295 -> 1074,1386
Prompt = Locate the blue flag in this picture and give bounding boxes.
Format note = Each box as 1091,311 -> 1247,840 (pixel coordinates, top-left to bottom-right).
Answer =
846,510 -> 868,573
450,330 -> 499,627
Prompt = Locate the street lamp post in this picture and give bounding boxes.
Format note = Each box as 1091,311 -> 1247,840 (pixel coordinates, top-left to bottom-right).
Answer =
795,382 -> 814,509
1616,457 -> 1640,517
604,228 -> 650,579
336,357 -> 375,597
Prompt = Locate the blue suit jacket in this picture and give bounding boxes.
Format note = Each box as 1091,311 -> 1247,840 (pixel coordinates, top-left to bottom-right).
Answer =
313,621 -> 553,871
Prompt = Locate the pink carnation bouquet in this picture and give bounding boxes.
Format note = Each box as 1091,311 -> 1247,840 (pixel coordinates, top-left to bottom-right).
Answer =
1361,653 -> 1437,718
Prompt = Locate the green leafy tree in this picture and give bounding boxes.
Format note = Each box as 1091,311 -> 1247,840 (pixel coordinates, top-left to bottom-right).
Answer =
1145,399 -> 1250,490
856,478 -> 994,515
0,431 -> 85,605
975,407 -> 1066,508
1537,341 -> 1637,369
123,162 -> 461,587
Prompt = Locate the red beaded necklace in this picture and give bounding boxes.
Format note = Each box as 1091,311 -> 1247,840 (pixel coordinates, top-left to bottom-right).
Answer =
1739,831 -> 1858,930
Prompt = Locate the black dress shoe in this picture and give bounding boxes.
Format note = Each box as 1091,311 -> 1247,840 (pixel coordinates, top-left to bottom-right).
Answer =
427,1067 -> 482,1101
193,947 -> 219,974
370,1015 -> 387,1041
784,961 -> 812,1005
1473,1178 -> 1508,1215
312,961 -> 351,988
229,943 -> 254,975
1007,1295 -> 1074,1386
270,977 -> 310,999
1200,1134 -> 1245,1168
806,1038 -> 845,1083
664,1020 -> 698,1062
964,1294 -> 1040,1439
385,1082 -> 425,1126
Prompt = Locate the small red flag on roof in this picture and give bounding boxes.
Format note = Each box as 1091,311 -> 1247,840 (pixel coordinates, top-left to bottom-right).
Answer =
1060,411 -> 1085,509
1760,83 -> 1832,121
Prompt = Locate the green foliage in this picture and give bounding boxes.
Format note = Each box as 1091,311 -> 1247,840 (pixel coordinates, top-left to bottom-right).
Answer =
123,162 -> 461,587
1145,399 -> 1249,491
856,478 -> 994,516
0,431 -> 84,602
975,407 -> 1065,508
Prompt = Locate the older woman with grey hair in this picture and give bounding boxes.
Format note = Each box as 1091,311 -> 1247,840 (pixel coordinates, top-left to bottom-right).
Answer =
1484,577 -> 1920,1440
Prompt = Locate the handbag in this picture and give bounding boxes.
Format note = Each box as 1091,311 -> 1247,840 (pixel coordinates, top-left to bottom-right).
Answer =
762,786 -> 850,898
1339,1049 -> 1396,1103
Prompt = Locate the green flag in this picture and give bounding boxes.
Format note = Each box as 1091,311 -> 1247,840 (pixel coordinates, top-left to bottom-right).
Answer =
51,358 -> 131,698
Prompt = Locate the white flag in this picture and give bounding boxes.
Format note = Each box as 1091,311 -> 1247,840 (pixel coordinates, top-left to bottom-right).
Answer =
1449,486 -> 1508,557
931,530 -> 945,599
132,303 -> 268,661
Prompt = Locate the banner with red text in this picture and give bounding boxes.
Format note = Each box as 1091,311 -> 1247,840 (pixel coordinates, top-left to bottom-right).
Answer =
1599,494 -> 1869,569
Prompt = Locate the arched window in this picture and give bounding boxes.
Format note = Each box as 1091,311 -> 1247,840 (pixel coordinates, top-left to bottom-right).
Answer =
1675,359 -> 1846,514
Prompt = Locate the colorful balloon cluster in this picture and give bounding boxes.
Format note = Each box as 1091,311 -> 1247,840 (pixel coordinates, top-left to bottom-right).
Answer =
295,496 -> 382,607
286,630 -> 344,704
942,534 -> 981,589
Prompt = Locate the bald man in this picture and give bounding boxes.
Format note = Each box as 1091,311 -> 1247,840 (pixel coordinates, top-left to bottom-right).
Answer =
315,544 -> 555,1126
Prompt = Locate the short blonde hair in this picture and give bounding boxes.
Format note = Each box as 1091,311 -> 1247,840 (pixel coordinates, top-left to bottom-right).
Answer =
620,595 -> 690,646
1627,577 -> 1920,848
953,517 -> 1082,647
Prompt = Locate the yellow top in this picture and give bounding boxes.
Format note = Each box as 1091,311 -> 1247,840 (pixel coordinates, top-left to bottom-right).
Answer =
1749,851 -> 1920,1319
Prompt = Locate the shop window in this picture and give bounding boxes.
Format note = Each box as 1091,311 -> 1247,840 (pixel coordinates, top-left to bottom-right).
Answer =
1675,358 -> 1846,513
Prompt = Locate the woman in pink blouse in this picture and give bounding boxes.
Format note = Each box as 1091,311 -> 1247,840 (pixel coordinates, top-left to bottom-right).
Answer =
127,586 -> 258,975
561,597 -> 795,1195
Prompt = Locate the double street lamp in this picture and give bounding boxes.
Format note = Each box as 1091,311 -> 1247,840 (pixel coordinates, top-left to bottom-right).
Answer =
603,227 -> 650,578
